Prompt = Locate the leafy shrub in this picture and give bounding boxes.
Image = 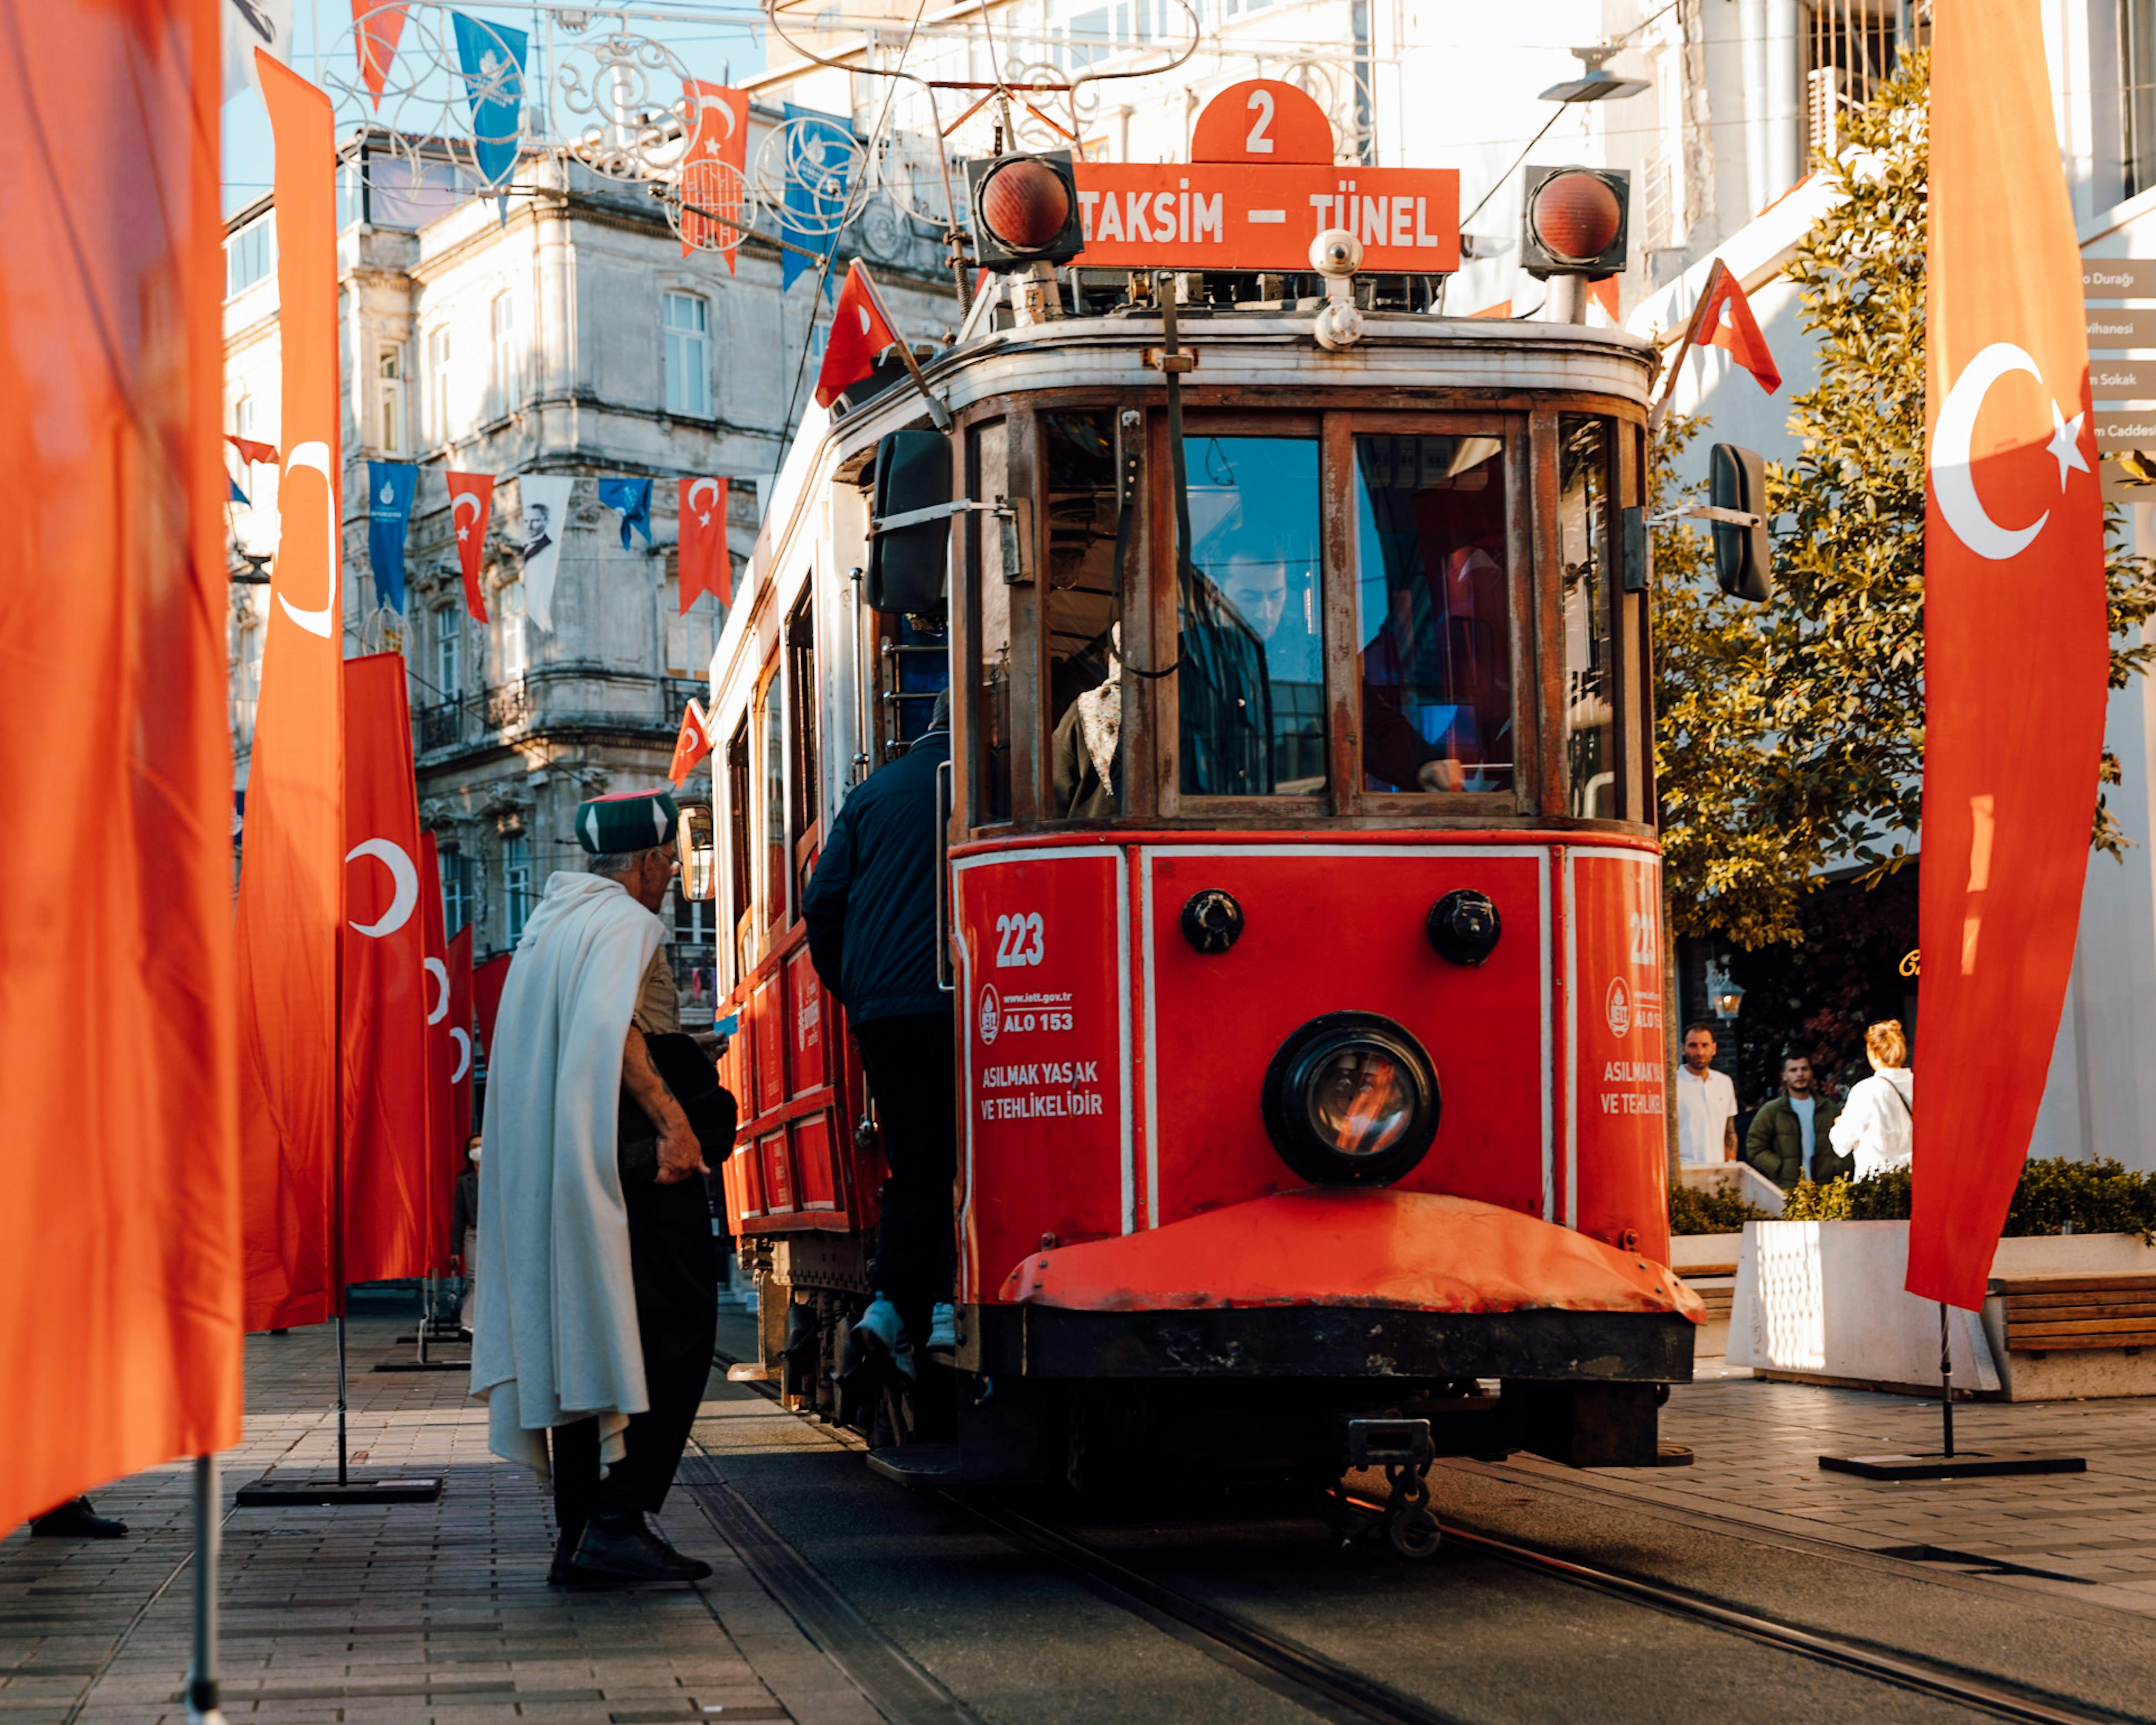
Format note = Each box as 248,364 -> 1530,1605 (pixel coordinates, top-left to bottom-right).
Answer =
1776,1158 -> 2154,1239
1670,1182 -> 1777,1235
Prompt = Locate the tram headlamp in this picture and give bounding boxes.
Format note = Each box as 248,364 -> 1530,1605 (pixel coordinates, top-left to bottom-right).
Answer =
966,151 -> 1085,270
1261,1012 -> 1440,1188
1519,165 -> 1630,278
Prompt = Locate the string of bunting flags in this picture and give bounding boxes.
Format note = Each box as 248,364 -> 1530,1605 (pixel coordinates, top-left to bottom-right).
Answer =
237,453 -> 740,628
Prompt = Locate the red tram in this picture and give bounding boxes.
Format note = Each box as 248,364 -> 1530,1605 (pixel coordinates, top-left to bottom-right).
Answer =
677,89 -> 1707,1526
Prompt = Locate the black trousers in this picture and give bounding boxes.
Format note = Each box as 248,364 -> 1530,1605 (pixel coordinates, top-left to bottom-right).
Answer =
551,1171 -> 718,1551
853,1011 -> 958,1347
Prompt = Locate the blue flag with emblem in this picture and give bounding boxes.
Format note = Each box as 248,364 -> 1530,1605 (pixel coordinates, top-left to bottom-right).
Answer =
366,460 -> 419,612
228,475 -> 249,505
596,477 -> 654,548
781,104 -> 854,298
451,12 -> 527,192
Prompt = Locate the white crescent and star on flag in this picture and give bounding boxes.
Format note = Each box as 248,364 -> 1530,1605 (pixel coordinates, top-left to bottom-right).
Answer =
687,477 -> 719,527
1930,341 -> 2091,561
424,957 -> 450,1024
453,490 -> 482,542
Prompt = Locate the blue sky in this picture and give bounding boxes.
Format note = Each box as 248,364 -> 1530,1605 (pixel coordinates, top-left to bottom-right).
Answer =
223,1 -> 768,217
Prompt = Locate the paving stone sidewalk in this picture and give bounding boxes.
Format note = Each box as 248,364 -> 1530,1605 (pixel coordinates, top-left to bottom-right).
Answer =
1476,1375 -> 2156,1615
0,1310 -> 875,1725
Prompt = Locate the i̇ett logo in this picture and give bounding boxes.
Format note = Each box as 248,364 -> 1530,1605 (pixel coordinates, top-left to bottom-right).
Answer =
1605,976 -> 1632,1039
978,983 -> 1001,1046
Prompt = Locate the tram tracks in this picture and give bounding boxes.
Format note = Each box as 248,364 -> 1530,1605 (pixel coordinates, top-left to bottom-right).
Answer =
709,1355 -> 2144,1725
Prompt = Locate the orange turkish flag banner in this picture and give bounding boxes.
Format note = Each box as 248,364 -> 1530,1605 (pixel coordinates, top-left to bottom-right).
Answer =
420,833 -> 456,1271
342,653 -> 431,1285
447,925 -> 476,1169
815,260 -> 900,409
1695,260 -> 1781,394
679,476 -> 731,610
670,700 -> 714,784
239,55 -> 347,1334
474,953 -> 512,1060
1909,0 -> 2110,1310
681,79 -> 748,270
352,0 -> 408,108
0,0 -> 240,1531
446,471 -> 494,623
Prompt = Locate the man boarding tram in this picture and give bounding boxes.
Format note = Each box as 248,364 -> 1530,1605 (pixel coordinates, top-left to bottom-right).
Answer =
472,788 -> 735,1588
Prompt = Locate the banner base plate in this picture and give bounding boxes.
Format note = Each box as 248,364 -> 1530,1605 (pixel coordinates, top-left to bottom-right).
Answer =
234,1477 -> 444,1506
1818,1451 -> 2085,1482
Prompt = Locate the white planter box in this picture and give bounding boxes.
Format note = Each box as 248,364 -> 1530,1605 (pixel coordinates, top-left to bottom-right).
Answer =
1730,1223 -> 2156,1399
1728,1220 -> 2000,1393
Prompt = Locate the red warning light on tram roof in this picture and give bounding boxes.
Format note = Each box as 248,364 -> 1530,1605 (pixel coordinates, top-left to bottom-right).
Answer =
1066,80 -> 1459,274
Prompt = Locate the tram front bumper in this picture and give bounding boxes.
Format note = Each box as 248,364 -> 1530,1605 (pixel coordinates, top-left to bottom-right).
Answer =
962,1188 -> 1700,1384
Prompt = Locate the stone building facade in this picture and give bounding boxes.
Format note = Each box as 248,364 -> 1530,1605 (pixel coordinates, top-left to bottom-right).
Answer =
225,130 -> 964,1020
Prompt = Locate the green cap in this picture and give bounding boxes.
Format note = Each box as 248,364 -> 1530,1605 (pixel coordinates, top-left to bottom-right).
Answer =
577,788 -> 680,855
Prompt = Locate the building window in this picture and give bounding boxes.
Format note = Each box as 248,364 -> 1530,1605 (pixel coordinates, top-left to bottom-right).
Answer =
490,292 -> 521,419
435,605 -> 461,699
663,291 -> 711,417
428,325 -> 454,443
225,215 -> 275,298
233,615 -> 262,745
498,580 -> 526,679
439,843 -> 469,935
378,344 -> 407,454
2129,0 -> 2156,198
502,834 -> 531,946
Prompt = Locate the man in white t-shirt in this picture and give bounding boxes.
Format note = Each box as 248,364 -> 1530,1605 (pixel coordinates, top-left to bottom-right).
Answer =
1675,1022 -> 1738,1166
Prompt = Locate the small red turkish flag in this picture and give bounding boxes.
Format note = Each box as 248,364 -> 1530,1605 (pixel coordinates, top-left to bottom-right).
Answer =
678,476 -> 730,610
1693,260 -> 1781,394
226,432 -> 279,467
669,699 -> 714,784
815,260 -> 901,410
446,472 -> 493,623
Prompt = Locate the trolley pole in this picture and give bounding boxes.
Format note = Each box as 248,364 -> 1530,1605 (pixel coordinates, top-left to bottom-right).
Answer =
185,1454 -> 225,1725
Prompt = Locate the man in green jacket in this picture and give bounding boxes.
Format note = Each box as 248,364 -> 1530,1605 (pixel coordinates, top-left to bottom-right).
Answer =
1745,1053 -> 1849,1188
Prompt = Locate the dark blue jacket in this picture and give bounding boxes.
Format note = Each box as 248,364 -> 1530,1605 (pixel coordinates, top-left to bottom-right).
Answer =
801,730 -> 951,1025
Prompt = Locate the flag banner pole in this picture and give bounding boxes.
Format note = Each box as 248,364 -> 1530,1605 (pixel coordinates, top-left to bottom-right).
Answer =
185,1454 -> 225,1725
1939,1302 -> 1955,1460
336,1313 -> 349,1487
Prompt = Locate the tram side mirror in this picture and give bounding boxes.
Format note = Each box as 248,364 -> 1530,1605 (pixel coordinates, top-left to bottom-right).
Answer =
867,429 -> 953,616
676,803 -> 717,903
1708,443 -> 1773,603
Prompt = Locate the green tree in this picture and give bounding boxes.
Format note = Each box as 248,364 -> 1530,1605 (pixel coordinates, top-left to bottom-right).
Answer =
1653,47 -> 2156,951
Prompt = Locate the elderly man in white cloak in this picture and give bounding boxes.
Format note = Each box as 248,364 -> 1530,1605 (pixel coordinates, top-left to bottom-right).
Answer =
471,788 -> 722,1589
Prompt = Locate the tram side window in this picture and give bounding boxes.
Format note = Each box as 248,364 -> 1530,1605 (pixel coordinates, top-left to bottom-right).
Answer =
886,613 -> 949,757
1177,434 -> 1325,797
787,594 -> 820,908
760,672 -> 786,930
727,717 -> 753,977
1352,434 -> 1513,795
1044,411 -> 1123,818
971,419 -> 1013,822
1559,416 -> 1618,819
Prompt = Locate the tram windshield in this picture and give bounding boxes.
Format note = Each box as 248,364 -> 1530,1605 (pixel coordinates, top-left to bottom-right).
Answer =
1177,434 -> 1325,797
1352,434 -> 1513,796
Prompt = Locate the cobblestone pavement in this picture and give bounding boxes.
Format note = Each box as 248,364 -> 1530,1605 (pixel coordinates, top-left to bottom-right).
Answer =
0,1308 -> 875,1725
1465,1374 -> 2156,1615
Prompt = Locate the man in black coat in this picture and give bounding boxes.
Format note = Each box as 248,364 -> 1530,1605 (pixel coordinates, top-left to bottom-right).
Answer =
801,690 -> 954,1382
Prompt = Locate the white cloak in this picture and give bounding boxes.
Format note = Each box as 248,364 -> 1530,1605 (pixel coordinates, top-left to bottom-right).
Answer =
470,870 -> 662,1475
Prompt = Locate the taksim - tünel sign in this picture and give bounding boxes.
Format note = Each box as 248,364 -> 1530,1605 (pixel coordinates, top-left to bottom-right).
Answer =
1069,80 -> 1460,274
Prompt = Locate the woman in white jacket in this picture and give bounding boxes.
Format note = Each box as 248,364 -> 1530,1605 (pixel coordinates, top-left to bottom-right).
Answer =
1829,1019 -> 1914,1178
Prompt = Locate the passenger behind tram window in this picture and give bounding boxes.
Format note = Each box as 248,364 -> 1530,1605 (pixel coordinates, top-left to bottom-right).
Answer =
1352,434 -> 1514,795
1044,411 -> 1126,818
1177,434 -> 1325,797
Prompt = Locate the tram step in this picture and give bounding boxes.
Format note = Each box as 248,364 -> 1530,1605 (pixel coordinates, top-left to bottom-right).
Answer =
864,1442 -> 962,1487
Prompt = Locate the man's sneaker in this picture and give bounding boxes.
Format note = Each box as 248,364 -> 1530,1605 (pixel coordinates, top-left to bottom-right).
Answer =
927,1302 -> 958,1350
571,1512 -> 712,1583
29,1498 -> 127,1540
851,1293 -> 916,1384
547,1529 -> 631,1590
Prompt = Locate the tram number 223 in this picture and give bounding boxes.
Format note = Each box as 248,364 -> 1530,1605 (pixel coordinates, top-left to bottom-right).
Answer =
994,911 -> 1046,969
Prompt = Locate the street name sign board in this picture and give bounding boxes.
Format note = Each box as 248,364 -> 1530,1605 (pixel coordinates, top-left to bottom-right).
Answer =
2087,307 -> 2156,346
2096,410 -> 2156,446
1069,81 -> 1459,273
2085,259 -> 2156,298
2092,360 -> 2156,398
